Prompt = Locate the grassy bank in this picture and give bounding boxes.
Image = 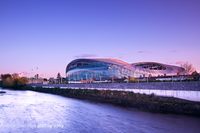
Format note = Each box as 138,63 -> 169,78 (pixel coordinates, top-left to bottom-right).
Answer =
7,85 -> 200,117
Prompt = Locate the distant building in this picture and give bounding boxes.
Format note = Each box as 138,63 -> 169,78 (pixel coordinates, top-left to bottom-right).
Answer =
49,78 -> 56,84
57,73 -> 62,84
34,74 -> 39,79
28,74 -> 48,84
49,76 -> 67,84
28,78 -> 44,84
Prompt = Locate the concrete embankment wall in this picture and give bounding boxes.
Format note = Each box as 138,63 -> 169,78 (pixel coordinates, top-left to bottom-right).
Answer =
35,81 -> 200,91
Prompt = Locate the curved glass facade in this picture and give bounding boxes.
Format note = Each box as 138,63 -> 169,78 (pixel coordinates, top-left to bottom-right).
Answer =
66,59 -> 134,83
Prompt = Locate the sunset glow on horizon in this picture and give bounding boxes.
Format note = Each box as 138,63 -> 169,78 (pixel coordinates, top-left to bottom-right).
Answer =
0,0 -> 200,78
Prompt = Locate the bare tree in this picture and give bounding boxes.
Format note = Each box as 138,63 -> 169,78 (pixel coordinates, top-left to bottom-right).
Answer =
180,62 -> 196,75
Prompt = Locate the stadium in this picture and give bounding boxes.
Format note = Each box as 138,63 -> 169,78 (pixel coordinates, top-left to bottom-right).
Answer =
66,58 -> 185,83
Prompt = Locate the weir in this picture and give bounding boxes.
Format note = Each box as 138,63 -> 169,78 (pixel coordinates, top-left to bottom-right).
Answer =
31,81 -> 200,102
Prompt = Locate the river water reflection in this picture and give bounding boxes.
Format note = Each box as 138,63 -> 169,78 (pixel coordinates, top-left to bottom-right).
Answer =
0,88 -> 200,133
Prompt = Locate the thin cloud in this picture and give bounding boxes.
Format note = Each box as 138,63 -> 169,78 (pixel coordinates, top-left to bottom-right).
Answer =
175,61 -> 185,65
137,50 -> 151,54
169,50 -> 177,53
74,54 -> 98,58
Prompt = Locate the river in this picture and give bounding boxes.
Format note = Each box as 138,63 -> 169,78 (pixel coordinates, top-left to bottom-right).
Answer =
0,88 -> 200,133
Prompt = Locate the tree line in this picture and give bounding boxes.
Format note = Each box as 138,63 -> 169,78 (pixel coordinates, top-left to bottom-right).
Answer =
0,74 -> 28,88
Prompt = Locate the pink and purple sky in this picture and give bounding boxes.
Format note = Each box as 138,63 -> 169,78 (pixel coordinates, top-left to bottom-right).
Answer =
0,0 -> 200,78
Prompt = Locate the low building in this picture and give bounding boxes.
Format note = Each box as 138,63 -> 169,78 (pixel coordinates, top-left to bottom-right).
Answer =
28,78 -> 42,84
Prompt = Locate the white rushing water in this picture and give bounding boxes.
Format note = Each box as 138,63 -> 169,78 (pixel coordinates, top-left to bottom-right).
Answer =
59,86 -> 200,102
127,89 -> 200,102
